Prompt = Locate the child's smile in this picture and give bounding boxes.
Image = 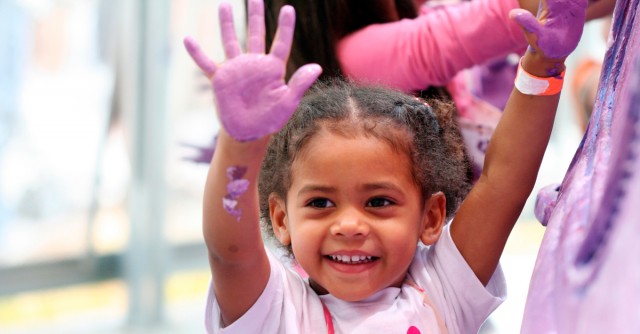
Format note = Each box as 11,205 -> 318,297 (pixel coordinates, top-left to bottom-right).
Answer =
272,127 -> 434,301
324,252 -> 379,273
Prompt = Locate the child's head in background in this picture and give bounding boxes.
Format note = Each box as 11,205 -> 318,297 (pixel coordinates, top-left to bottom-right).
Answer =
258,79 -> 472,300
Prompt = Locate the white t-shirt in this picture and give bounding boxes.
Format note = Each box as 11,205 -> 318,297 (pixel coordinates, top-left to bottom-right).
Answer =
205,225 -> 506,333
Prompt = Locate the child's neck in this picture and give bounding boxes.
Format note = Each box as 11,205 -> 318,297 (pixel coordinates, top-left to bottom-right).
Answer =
308,275 -> 407,297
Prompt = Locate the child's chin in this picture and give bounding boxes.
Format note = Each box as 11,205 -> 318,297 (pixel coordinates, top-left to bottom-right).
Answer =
326,287 -> 378,302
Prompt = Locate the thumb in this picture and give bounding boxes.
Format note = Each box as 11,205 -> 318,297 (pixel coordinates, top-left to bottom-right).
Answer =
184,36 -> 217,78
510,8 -> 542,36
286,64 -> 323,102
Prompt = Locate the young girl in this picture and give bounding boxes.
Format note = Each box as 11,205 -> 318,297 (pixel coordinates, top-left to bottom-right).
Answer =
183,0 -> 586,332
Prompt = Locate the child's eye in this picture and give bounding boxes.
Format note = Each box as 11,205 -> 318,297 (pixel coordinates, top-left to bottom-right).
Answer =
307,198 -> 335,208
367,197 -> 393,207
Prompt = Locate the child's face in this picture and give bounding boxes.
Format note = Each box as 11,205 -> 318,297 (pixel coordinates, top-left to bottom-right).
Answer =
270,128 -> 442,301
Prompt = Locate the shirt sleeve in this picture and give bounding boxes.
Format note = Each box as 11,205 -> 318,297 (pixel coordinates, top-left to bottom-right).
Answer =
204,250 -> 326,333
411,225 -> 507,334
204,251 -> 285,333
337,0 -> 527,92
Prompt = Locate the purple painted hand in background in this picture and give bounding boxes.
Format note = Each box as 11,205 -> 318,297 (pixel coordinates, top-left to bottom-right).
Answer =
510,0 -> 588,59
183,0 -> 321,142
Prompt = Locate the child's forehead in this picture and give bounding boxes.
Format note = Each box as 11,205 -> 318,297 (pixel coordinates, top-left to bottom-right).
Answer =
294,126 -> 412,166
289,128 -> 417,186
315,118 -> 410,141
308,123 -> 405,148
318,118 -> 412,149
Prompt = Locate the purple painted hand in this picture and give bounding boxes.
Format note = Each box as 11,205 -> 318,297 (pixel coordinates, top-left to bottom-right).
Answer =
510,0 -> 588,59
183,0 -> 322,141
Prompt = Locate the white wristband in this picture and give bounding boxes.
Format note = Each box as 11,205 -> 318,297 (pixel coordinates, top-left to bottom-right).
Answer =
514,58 -> 565,96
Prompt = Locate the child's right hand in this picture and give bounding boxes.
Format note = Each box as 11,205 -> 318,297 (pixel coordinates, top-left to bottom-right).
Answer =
510,0 -> 588,61
183,0 -> 321,142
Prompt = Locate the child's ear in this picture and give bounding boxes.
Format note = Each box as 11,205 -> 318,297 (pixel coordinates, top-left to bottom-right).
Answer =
269,194 -> 291,245
420,192 -> 447,245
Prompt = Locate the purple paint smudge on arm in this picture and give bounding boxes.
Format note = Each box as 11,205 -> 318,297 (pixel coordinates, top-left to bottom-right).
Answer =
222,195 -> 242,221
226,165 -> 247,180
546,64 -> 565,77
227,179 -> 250,198
223,166 -> 250,221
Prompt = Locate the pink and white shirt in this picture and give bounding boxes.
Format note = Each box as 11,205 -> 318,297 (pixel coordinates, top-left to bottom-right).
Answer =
205,225 -> 506,334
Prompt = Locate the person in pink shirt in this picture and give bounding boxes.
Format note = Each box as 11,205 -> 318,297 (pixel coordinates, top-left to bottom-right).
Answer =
187,0 -> 613,173
259,0 -> 615,178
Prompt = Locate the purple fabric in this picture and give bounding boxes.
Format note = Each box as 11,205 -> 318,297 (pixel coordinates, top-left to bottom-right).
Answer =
473,58 -> 519,110
522,1 -> 640,332
534,183 -> 560,226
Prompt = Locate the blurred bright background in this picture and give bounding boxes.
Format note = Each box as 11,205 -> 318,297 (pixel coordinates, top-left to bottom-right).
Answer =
0,0 -> 610,332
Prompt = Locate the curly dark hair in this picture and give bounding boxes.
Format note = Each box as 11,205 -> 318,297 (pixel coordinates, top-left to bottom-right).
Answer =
258,79 -> 472,256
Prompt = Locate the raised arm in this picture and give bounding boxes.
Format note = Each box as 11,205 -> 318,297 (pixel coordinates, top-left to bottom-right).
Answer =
338,0 -> 527,91
184,0 -> 320,325
450,0 -> 587,285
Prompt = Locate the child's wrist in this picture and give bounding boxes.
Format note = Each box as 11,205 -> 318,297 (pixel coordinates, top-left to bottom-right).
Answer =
218,129 -> 271,156
521,51 -> 566,78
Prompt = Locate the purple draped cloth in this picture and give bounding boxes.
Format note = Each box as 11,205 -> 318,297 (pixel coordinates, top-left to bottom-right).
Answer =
523,1 -> 640,332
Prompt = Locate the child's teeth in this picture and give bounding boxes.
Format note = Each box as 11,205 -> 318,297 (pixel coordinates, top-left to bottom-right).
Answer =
329,255 -> 374,263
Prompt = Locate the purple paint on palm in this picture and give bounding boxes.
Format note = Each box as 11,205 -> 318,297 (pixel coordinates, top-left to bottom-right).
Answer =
522,1 -> 640,332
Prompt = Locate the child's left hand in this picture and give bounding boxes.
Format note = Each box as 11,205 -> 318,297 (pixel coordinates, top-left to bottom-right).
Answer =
510,0 -> 588,60
184,0 -> 321,142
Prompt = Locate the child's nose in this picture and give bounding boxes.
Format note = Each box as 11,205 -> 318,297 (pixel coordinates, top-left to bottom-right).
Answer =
330,210 -> 370,238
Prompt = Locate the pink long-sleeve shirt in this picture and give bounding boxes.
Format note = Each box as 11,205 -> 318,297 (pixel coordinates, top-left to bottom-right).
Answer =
337,0 -> 527,93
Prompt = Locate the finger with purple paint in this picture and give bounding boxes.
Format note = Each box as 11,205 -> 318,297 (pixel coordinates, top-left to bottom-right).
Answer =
269,5 -> 295,62
247,0 -> 266,54
183,36 -> 216,79
219,2 -> 242,59
510,0 -> 588,60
